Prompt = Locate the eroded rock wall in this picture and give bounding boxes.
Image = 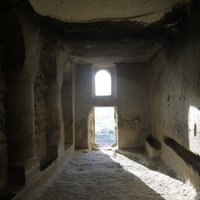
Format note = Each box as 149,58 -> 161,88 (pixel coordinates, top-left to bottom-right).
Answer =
149,0 -> 200,185
150,1 -> 200,154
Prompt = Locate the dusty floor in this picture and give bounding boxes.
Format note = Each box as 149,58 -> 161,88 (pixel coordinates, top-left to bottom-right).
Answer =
34,148 -> 198,200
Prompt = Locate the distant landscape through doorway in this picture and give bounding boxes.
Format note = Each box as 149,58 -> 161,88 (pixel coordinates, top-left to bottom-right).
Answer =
94,107 -> 116,147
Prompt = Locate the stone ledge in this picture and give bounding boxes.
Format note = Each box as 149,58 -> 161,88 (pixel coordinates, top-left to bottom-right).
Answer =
164,137 -> 200,175
8,158 -> 40,185
162,137 -> 200,190
145,136 -> 161,158
12,144 -> 74,200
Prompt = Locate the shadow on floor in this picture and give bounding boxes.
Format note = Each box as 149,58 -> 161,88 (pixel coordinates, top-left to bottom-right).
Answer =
34,149 -> 165,200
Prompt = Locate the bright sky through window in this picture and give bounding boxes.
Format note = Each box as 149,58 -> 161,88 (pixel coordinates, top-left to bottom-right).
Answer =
95,70 -> 111,96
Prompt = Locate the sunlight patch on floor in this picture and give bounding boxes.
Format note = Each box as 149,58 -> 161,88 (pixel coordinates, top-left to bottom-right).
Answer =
102,148 -> 197,199
34,148 -> 198,200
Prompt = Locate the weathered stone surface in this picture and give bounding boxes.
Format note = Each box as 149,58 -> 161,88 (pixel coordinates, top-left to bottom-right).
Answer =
40,44 -> 57,78
150,1 -> 200,154
34,70 -> 47,168
8,157 -> 40,185
5,81 -> 36,163
75,63 -> 150,149
28,0 -> 191,23
46,88 -> 65,163
1,0 -> 200,198
116,64 -> 150,148
61,84 -> 73,145
149,0 -> 200,186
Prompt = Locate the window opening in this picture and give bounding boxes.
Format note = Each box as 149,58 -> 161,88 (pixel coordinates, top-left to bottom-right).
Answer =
95,70 -> 111,96
95,107 -> 115,147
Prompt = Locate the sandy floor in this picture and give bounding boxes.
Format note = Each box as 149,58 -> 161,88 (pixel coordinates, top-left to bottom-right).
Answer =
34,148 -> 198,200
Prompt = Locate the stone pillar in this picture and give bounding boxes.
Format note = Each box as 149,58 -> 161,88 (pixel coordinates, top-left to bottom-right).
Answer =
0,43 -> 7,190
46,89 -> 64,163
0,131 -> 7,190
61,84 -> 73,145
5,81 -> 40,184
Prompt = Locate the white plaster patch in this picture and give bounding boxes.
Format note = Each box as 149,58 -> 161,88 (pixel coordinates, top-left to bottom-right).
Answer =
188,105 -> 200,155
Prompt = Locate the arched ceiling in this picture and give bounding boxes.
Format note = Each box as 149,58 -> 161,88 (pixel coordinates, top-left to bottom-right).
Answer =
29,0 -> 191,23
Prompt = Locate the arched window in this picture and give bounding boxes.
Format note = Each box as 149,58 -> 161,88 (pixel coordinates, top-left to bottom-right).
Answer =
95,70 -> 111,96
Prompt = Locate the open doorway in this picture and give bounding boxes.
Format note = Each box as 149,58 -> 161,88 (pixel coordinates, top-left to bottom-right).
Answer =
94,106 -> 118,147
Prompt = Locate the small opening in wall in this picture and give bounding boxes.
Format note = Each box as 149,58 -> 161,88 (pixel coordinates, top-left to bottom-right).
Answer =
95,70 -> 111,96
95,107 -> 116,147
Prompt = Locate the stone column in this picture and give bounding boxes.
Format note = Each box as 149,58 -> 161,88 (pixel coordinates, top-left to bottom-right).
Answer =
5,80 -> 40,184
0,43 -> 7,190
0,130 -> 7,189
46,89 -> 64,163
61,84 -> 73,145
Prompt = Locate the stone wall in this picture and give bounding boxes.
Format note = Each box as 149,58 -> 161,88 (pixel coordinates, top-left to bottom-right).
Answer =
75,64 -> 93,149
116,64 -> 150,148
149,0 -> 200,185
150,1 -> 200,154
75,63 -> 150,149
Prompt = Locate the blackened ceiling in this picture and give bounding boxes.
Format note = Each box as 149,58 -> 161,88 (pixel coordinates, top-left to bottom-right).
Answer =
28,1 -> 192,64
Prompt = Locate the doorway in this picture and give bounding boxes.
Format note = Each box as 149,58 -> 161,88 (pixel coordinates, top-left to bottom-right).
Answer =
94,106 -> 118,147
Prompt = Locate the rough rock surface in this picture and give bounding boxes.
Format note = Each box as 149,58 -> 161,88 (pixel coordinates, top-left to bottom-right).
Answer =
34,148 -> 197,200
34,70 -> 47,167
28,0 -> 191,23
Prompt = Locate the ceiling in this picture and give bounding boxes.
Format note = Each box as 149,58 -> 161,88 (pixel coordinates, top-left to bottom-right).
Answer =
29,0 -> 191,23
28,0 -> 192,65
